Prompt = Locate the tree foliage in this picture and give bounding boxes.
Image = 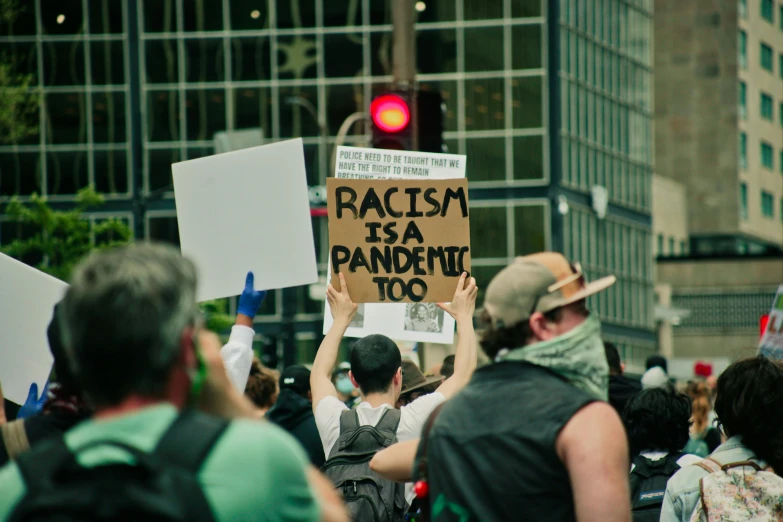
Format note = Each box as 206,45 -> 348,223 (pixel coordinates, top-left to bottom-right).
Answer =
1,186 -> 132,281
0,0 -> 40,144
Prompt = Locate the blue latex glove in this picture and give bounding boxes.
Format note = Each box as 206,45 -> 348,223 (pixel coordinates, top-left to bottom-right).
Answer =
17,382 -> 49,419
237,271 -> 267,319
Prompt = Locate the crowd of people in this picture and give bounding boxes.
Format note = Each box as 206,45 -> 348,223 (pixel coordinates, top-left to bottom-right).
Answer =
0,242 -> 781,522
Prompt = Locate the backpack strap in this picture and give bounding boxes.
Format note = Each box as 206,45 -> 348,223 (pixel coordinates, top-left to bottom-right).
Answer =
694,457 -> 723,474
153,409 -> 229,522
338,409 -> 361,437
14,435 -> 76,490
1,420 -> 31,461
154,408 -> 229,473
374,408 -> 402,444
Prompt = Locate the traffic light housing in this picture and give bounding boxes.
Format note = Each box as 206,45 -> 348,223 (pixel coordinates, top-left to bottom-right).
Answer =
370,90 -> 444,152
370,92 -> 412,150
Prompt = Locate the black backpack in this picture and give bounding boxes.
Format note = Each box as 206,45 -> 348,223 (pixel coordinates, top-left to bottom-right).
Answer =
8,409 -> 228,522
629,452 -> 684,522
321,409 -> 406,522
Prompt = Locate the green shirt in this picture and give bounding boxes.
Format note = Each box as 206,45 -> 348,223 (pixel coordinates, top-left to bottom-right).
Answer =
0,405 -> 320,521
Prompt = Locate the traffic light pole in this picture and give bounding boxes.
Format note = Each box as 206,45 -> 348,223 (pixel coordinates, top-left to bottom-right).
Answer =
391,0 -> 418,149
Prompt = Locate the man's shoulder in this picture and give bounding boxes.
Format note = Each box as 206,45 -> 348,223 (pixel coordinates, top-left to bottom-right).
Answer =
0,460 -> 26,516
213,417 -> 310,463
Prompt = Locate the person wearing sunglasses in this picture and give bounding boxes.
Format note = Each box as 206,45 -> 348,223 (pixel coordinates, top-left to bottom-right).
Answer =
412,252 -> 631,522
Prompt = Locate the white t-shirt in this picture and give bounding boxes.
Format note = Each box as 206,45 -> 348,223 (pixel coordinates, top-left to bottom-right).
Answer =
314,393 -> 446,505
630,450 -> 703,472
314,393 -> 446,458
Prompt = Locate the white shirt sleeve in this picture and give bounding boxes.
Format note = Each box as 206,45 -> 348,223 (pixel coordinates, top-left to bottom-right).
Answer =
220,324 -> 256,393
314,396 -> 349,458
397,392 -> 446,442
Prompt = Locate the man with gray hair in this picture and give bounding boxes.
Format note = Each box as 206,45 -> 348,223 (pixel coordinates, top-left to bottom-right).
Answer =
0,243 -> 346,522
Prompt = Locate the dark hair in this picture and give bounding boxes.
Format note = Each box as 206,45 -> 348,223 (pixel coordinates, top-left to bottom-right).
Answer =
245,358 -> 279,409
440,354 -> 455,378
48,303 -> 81,394
479,308 -> 563,360
350,334 -> 401,395
646,355 -> 668,373
622,387 -> 692,456
604,342 -> 622,374
714,357 -> 783,475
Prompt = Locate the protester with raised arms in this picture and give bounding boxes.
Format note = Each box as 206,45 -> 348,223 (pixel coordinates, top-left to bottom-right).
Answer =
311,271 -> 477,521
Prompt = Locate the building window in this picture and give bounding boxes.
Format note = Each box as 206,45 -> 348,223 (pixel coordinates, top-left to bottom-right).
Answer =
761,191 -> 774,218
761,42 -> 773,71
680,240 -> 687,255
668,237 -> 675,255
740,182 -> 748,220
761,141 -> 774,169
761,92 -> 774,120
739,81 -> 747,119
740,132 -> 748,169
739,0 -> 747,18
739,31 -> 747,68
761,0 -> 774,22
657,234 -> 664,256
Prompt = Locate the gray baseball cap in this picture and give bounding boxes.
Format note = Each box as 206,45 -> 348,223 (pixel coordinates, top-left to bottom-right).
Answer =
483,252 -> 615,328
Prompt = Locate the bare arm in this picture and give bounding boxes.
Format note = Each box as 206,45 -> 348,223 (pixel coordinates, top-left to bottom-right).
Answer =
306,467 -> 350,522
435,273 -> 478,399
370,439 -> 420,483
556,402 -> 631,522
311,273 -> 357,410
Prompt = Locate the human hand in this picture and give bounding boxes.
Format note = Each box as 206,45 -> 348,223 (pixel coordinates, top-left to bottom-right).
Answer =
438,272 -> 478,322
327,273 -> 358,326
17,382 -> 49,420
237,272 -> 267,319
196,330 -> 257,419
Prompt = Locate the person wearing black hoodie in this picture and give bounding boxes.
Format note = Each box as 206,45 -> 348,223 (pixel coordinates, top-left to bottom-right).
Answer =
605,341 -> 641,415
266,365 -> 325,468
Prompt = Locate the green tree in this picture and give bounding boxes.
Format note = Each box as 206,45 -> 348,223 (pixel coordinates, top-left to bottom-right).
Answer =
0,0 -> 40,144
1,186 -> 132,281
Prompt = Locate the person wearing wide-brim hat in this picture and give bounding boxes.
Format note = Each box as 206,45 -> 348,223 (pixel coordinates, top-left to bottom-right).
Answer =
396,360 -> 444,408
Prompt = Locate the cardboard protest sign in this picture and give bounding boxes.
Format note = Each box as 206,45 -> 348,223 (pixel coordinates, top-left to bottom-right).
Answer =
327,178 -> 471,304
335,146 -> 466,180
0,254 -> 68,404
324,146 -> 467,343
172,138 -> 318,301
759,285 -> 783,359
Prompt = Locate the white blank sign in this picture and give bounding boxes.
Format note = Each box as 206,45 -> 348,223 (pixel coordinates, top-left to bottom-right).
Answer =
173,138 -> 318,301
0,254 -> 68,405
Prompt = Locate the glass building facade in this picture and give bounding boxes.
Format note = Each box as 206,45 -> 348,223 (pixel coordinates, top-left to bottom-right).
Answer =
0,0 -> 655,367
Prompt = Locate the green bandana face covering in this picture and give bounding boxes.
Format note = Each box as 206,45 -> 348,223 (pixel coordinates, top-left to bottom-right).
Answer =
498,314 -> 609,401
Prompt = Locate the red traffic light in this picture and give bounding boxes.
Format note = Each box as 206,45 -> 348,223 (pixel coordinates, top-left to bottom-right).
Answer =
371,94 -> 410,133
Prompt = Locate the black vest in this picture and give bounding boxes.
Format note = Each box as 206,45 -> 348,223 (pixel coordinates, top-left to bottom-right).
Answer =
418,361 -> 594,522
